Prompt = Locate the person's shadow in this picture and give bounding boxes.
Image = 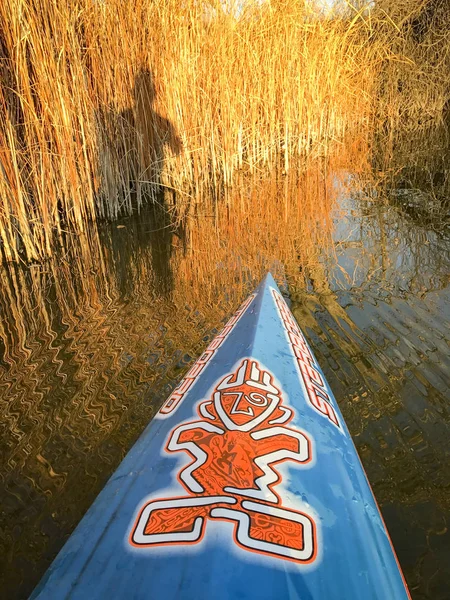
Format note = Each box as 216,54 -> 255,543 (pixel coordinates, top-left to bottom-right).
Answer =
97,68 -> 183,298
130,68 -> 182,198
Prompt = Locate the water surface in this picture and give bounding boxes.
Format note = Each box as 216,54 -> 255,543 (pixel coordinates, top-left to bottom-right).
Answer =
0,138 -> 449,599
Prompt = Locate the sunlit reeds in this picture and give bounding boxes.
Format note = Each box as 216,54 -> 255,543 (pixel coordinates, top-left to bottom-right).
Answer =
372,0 -> 450,131
0,0 -> 378,261
0,0 -> 449,261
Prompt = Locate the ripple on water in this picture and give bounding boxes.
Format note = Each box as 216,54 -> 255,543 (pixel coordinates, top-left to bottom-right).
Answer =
0,159 -> 449,599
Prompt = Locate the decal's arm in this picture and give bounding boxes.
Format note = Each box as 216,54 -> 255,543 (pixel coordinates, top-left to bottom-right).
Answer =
253,426 -> 310,457
225,426 -> 312,503
167,422 -> 224,494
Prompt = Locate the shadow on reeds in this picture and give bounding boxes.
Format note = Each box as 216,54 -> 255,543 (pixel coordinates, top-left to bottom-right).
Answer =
96,67 -> 182,210
96,68 -> 184,297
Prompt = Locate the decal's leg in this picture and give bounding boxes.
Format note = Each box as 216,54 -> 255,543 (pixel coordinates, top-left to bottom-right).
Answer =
131,495 -> 236,547
210,500 -> 316,563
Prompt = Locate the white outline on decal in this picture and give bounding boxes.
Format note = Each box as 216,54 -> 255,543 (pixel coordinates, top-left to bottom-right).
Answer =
132,496 -> 236,545
130,357 -> 319,567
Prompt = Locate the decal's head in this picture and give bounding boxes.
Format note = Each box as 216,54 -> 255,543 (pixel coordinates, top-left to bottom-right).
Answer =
213,359 -> 286,432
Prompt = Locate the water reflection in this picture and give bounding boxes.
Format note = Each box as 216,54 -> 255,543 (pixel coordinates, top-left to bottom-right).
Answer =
1,137 -> 449,599
0,165 -> 335,599
289,138 -> 450,598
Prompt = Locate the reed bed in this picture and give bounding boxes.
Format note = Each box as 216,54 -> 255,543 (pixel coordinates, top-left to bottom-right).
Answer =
0,0 -> 375,261
0,0 -> 449,262
373,0 -> 450,130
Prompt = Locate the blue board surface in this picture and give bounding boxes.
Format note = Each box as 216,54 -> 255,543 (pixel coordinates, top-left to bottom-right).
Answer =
31,274 -> 411,600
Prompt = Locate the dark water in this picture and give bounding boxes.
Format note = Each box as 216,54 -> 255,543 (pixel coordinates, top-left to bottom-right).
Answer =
0,136 -> 449,599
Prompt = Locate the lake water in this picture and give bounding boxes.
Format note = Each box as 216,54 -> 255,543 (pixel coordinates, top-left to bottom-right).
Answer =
1,134 -> 449,599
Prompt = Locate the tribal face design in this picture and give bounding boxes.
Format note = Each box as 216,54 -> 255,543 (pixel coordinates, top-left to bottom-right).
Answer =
213,360 -> 282,431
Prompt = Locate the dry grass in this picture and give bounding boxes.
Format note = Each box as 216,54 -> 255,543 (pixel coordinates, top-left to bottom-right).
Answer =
0,0 -> 449,261
372,0 -> 450,130
0,0 -> 378,261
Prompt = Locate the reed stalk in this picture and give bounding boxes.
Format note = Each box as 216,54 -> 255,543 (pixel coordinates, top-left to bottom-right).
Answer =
0,0 -> 448,261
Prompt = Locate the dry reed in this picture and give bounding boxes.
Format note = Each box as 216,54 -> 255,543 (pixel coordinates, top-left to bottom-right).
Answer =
0,0 -> 449,262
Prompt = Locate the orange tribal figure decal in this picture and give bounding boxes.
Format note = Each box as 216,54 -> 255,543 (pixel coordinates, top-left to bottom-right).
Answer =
130,359 -> 318,564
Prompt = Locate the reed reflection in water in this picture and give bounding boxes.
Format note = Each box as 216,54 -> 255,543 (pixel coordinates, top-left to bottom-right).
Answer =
0,139 -> 449,600
0,161 -> 334,599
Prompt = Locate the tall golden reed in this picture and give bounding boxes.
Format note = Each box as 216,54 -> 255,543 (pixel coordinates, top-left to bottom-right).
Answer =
373,0 -> 450,130
0,0 -> 448,262
0,0 -> 380,261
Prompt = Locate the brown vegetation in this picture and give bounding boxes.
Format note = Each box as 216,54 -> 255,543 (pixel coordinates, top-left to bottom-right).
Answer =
0,0 -> 449,261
